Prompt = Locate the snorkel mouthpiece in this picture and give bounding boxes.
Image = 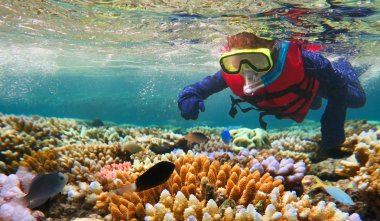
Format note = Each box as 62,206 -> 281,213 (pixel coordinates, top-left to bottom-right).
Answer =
242,69 -> 263,96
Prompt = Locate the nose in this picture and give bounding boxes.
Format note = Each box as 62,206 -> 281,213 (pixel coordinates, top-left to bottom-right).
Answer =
241,64 -> 253,73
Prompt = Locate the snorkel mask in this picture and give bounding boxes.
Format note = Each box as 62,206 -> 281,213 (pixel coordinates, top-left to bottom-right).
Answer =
220,48 -> 274,95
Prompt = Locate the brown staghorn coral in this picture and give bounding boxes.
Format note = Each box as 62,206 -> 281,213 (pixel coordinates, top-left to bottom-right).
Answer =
0,114 -> 80,173
344,120 -> 380,138
193,138 -> 233,153
350,129 -> 380,219
340,129 -> 380,185
94,154 -> 285,220
0,114 -> 188,173
20,142 -> 131,183
185,126 -> 222,137
268,120 -> 321,141
271,136 -> 319,153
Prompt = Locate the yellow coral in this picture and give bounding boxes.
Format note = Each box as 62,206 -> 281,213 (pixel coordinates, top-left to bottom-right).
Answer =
230,128 -> 270,150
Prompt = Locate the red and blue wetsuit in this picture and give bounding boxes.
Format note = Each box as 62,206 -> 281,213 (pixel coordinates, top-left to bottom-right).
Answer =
178,41 -> 366,149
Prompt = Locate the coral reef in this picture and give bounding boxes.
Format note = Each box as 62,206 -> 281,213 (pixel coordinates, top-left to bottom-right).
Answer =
2,114 -> 380,220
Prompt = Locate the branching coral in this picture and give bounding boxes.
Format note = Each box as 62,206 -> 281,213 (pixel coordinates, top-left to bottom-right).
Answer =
353,130 -> 380,195
94,154 -> 285,220
194,139 -> 233,153
271,136 -> 319,153
94,162 -> 132,187
0,114 -> 188,174
274,150 -> 312,169
197,148 -> 258,166
144,187 -> 360,221
0,114 -> 80,173
185,126 -> 222,137
20,142 -> 131,183
268,120 -> 321,141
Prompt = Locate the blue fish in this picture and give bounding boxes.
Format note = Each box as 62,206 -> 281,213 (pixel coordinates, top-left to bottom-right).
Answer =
221,129 -> 231,144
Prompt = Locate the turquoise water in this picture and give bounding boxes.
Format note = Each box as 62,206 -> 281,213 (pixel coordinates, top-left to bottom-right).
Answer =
0,0 -> 379,128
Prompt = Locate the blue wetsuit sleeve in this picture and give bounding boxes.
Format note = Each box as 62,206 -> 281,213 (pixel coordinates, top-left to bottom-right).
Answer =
302,50 -> 366,147
302,50 -> 347,89
179,70 -> 228,100
178,70 -> 228,120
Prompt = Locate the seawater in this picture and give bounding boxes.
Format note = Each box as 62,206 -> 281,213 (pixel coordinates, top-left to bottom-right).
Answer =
0,0 -> 379,128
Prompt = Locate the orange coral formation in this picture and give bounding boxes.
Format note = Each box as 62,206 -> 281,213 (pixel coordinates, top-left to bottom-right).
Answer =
94,154 -> 284,220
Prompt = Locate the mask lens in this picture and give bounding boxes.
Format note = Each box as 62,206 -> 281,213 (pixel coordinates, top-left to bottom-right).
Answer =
221,55 -> 241,73
243,53 -> 270,70
220,50 -> 272,74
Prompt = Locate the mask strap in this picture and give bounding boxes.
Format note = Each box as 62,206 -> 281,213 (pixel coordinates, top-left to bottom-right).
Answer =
260,42 -> 290,86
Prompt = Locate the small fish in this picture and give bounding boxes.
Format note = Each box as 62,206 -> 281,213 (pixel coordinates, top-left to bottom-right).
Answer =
221,129 -> 231,144
90,119 -> 104,127
26,172 -> 68,208
311,176 -> 354,206
184,132 -> 209,144
116,161 -> 175,193
123,143 -> 145,154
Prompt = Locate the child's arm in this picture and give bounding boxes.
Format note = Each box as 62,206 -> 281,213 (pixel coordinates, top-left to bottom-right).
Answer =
178,70 -> 228,120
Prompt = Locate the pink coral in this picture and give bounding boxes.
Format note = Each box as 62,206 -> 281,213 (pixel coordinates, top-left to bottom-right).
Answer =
94,162 -> 132,184
0,200 -> 35,221
0,174 -> 26,201
0,173 -> 35,221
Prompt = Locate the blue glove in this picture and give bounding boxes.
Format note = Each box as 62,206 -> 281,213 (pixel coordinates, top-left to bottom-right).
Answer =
178,92 -> 205,120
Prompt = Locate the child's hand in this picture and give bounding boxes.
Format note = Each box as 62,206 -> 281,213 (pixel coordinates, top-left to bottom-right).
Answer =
178,93 -> 205,120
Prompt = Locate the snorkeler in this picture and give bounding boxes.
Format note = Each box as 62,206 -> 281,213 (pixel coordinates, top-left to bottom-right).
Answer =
177,32 -> 366,159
